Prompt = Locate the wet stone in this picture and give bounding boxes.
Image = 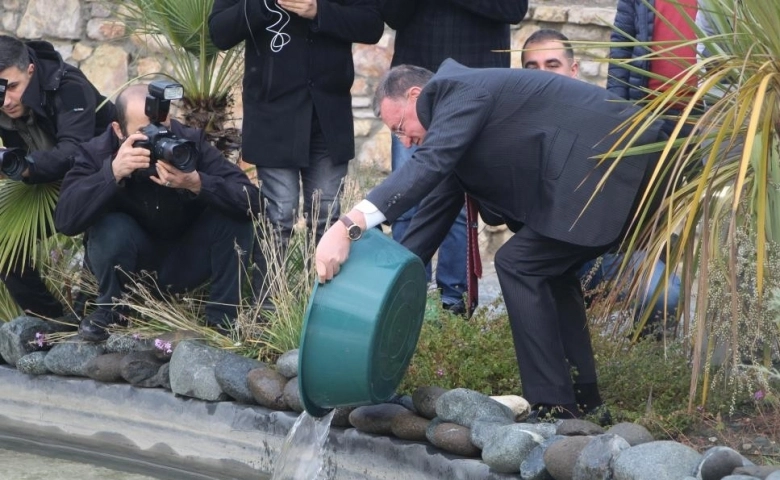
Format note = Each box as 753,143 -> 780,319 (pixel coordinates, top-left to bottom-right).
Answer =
169,340 -> 230,401
214,352 -> 266,404
331,407 -> 356,428
275,349 -> 298,379
390,411 -> 430,441
153,362 -> 171,390
429,422 -> 480,457
606,422 -> 654,446
412,385 -> 448,419
16,351 -> 49,376
247,367 -> 288,410
348,404 -> 408,435
283,377 -> 303,413
83,352 -> 125,382
544,435 -> 592,480
120,350 -> 165,387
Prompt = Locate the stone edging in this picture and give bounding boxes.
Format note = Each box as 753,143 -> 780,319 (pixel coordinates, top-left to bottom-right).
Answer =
0,365 -> 508,480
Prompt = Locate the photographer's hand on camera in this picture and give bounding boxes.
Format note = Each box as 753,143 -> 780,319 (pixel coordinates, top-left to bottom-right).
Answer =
112,133 -> 151,182
152,160 -> 201,194
278,0 -> 317,19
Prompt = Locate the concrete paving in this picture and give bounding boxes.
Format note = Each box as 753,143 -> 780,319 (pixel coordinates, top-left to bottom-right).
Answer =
0,366 -> 519,480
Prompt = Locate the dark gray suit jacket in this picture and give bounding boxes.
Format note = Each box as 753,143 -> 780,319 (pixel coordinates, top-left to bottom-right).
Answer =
367,59 -> 664,248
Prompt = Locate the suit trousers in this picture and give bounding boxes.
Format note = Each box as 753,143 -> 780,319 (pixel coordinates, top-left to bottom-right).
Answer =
495,226 -> 610,406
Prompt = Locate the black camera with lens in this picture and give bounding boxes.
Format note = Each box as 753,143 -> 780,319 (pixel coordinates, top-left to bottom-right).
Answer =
0,147 -> 29,181
132,81 -> 197,173
0,78 -> 7,106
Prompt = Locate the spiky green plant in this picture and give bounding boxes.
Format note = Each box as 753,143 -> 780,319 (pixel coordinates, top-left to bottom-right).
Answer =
592,0 -> 780,410
114,0 -> 244,132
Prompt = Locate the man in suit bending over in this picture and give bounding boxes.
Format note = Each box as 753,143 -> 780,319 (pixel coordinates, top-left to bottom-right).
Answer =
315,59 -> 666,419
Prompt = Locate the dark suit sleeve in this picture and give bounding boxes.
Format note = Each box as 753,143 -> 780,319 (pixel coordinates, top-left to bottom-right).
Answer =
209,0 -> 275,50
55,143 -> 120,236
367,78 -> 492,222
315,0 -> 384,44
400,175 -> 465,264
25,78 -> 103,184
379,0 -> 418,30
444,0 -> 527,24
607,0 -> 636,99
191,130 -> 260,220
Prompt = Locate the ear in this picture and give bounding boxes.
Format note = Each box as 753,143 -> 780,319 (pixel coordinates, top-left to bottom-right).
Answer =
26,63 -> 34,76
408,86 -> 423,99
111,121 -> 124,141
571,61 -> 580,79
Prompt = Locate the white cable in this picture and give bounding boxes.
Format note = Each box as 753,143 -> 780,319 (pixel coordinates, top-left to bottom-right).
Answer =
244,0 -> 292,53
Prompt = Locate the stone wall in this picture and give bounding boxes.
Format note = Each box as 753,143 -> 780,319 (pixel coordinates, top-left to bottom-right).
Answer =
1,0 -> 616,172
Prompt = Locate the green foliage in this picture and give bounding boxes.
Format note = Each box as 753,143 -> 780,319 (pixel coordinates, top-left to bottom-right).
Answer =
115,0 -> 244,130
0,181 -> 59,275
399,300 -> 520,396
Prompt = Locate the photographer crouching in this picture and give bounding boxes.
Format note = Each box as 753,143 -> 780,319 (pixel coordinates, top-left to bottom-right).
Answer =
54,82 -> 260,341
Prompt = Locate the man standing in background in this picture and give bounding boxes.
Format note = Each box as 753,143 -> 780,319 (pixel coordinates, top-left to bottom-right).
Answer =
380,0 -> 527,316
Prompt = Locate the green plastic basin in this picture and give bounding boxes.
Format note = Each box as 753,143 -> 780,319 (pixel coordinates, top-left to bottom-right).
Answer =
298,228 -> 427,417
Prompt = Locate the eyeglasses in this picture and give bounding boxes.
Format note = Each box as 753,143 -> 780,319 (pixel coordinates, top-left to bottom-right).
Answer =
391,95 -> 409,138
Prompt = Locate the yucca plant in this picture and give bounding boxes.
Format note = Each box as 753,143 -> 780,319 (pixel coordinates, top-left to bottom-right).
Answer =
597,0 -> 780,411
114,0 -> 244,134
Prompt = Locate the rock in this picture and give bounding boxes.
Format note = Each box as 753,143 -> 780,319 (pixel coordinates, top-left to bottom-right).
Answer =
247,368 -> 288,410
0,316 -> 57,365
154,363 -> 171,390
556,418 -> 605,436
428,422 -> 480,457
83,353 -> 125,382
16,351 -> 49,376
79,44 -> 128,99
43,341 -> 106,376
613,441 -> 702,480
283,377 -> 303,413
387,393 -> 415,412
490,394 -> 531,421
412,386 -> 448,419
331,407 -> 356,428
425,417 -> 445,444
348,404 -> 409,435
733,466 -> 780,477
214,353 -> 267,404
276,349 -> 298,379
120,350 -> 166,387
169,340 -> 230,401
695,446 -> 750,480
766,471 -> 780,480
470,416 -> 515,449
150,330 -> 201,361
543,435 -> 592,480
435,388 -> 514,428
521,435 -> 566,480
606,422 -> 654,446
105,334 -> 153,354
573,434 -> 631,480
722,476 -> 764,480
390,411 -> 430,441
516,422 -> 559,440
481,425 -> 540,473
17,0 -> 81,39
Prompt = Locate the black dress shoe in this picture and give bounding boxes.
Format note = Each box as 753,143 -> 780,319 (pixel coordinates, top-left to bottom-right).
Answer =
78,309 -> 125,342
442,301 -> 467,317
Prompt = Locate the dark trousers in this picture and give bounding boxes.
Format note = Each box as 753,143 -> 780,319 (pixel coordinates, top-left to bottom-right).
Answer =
495,226 -> 610,406
0,261 -> 63,318
87,209 -> 253,323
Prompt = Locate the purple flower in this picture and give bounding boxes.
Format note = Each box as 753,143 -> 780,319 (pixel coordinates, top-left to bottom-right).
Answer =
436,368 -> 445,377
754,390 -> 765,401
34,332 -> 46,348
131,333 -> 141,340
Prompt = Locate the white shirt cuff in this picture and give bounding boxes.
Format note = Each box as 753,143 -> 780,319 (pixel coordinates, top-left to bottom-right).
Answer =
354,199 -> 386,229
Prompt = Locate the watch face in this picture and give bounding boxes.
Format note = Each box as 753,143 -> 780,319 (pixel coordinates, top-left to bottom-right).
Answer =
347,224 -> 362,240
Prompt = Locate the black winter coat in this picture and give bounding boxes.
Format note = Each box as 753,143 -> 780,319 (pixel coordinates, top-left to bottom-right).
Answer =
607,0 -> 657,101
208,0 -> 384,168
0,40 -> 116,183
54,120 -> 259,240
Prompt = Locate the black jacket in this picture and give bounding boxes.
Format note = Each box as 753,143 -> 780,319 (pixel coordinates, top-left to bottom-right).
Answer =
0,40 -> 116,183
209,0 -> 383,168
381,0 -> 527,71
54,120 -> 259,240
607,0 -> 657,101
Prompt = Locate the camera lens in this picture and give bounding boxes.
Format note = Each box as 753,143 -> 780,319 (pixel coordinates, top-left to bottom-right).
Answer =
0,148 -> 27,181
156,138 -> 197,173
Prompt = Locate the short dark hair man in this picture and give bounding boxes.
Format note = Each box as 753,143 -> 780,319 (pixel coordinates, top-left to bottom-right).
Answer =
54,84 -> 259,342
0,35 -> 116,322
316,60 -> 666,419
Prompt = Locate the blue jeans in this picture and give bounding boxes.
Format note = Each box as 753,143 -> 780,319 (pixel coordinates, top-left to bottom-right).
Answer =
577,251 -> 681,322
391,136 -> 467,306
87,210 -> 253,324
257,121 -> 347,244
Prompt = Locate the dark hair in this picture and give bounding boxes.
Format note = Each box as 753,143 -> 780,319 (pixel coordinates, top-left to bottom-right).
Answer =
521,29 -> 574,65
0,35 -> 30,72
114,84 -> 148,136
372,64 -> 434,117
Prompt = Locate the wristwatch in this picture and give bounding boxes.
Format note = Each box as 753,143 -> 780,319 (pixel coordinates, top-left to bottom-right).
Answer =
339,215 -> 363,241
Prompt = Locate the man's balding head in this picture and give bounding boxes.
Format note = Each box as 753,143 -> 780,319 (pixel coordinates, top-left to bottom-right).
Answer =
115,84 -> 149,137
